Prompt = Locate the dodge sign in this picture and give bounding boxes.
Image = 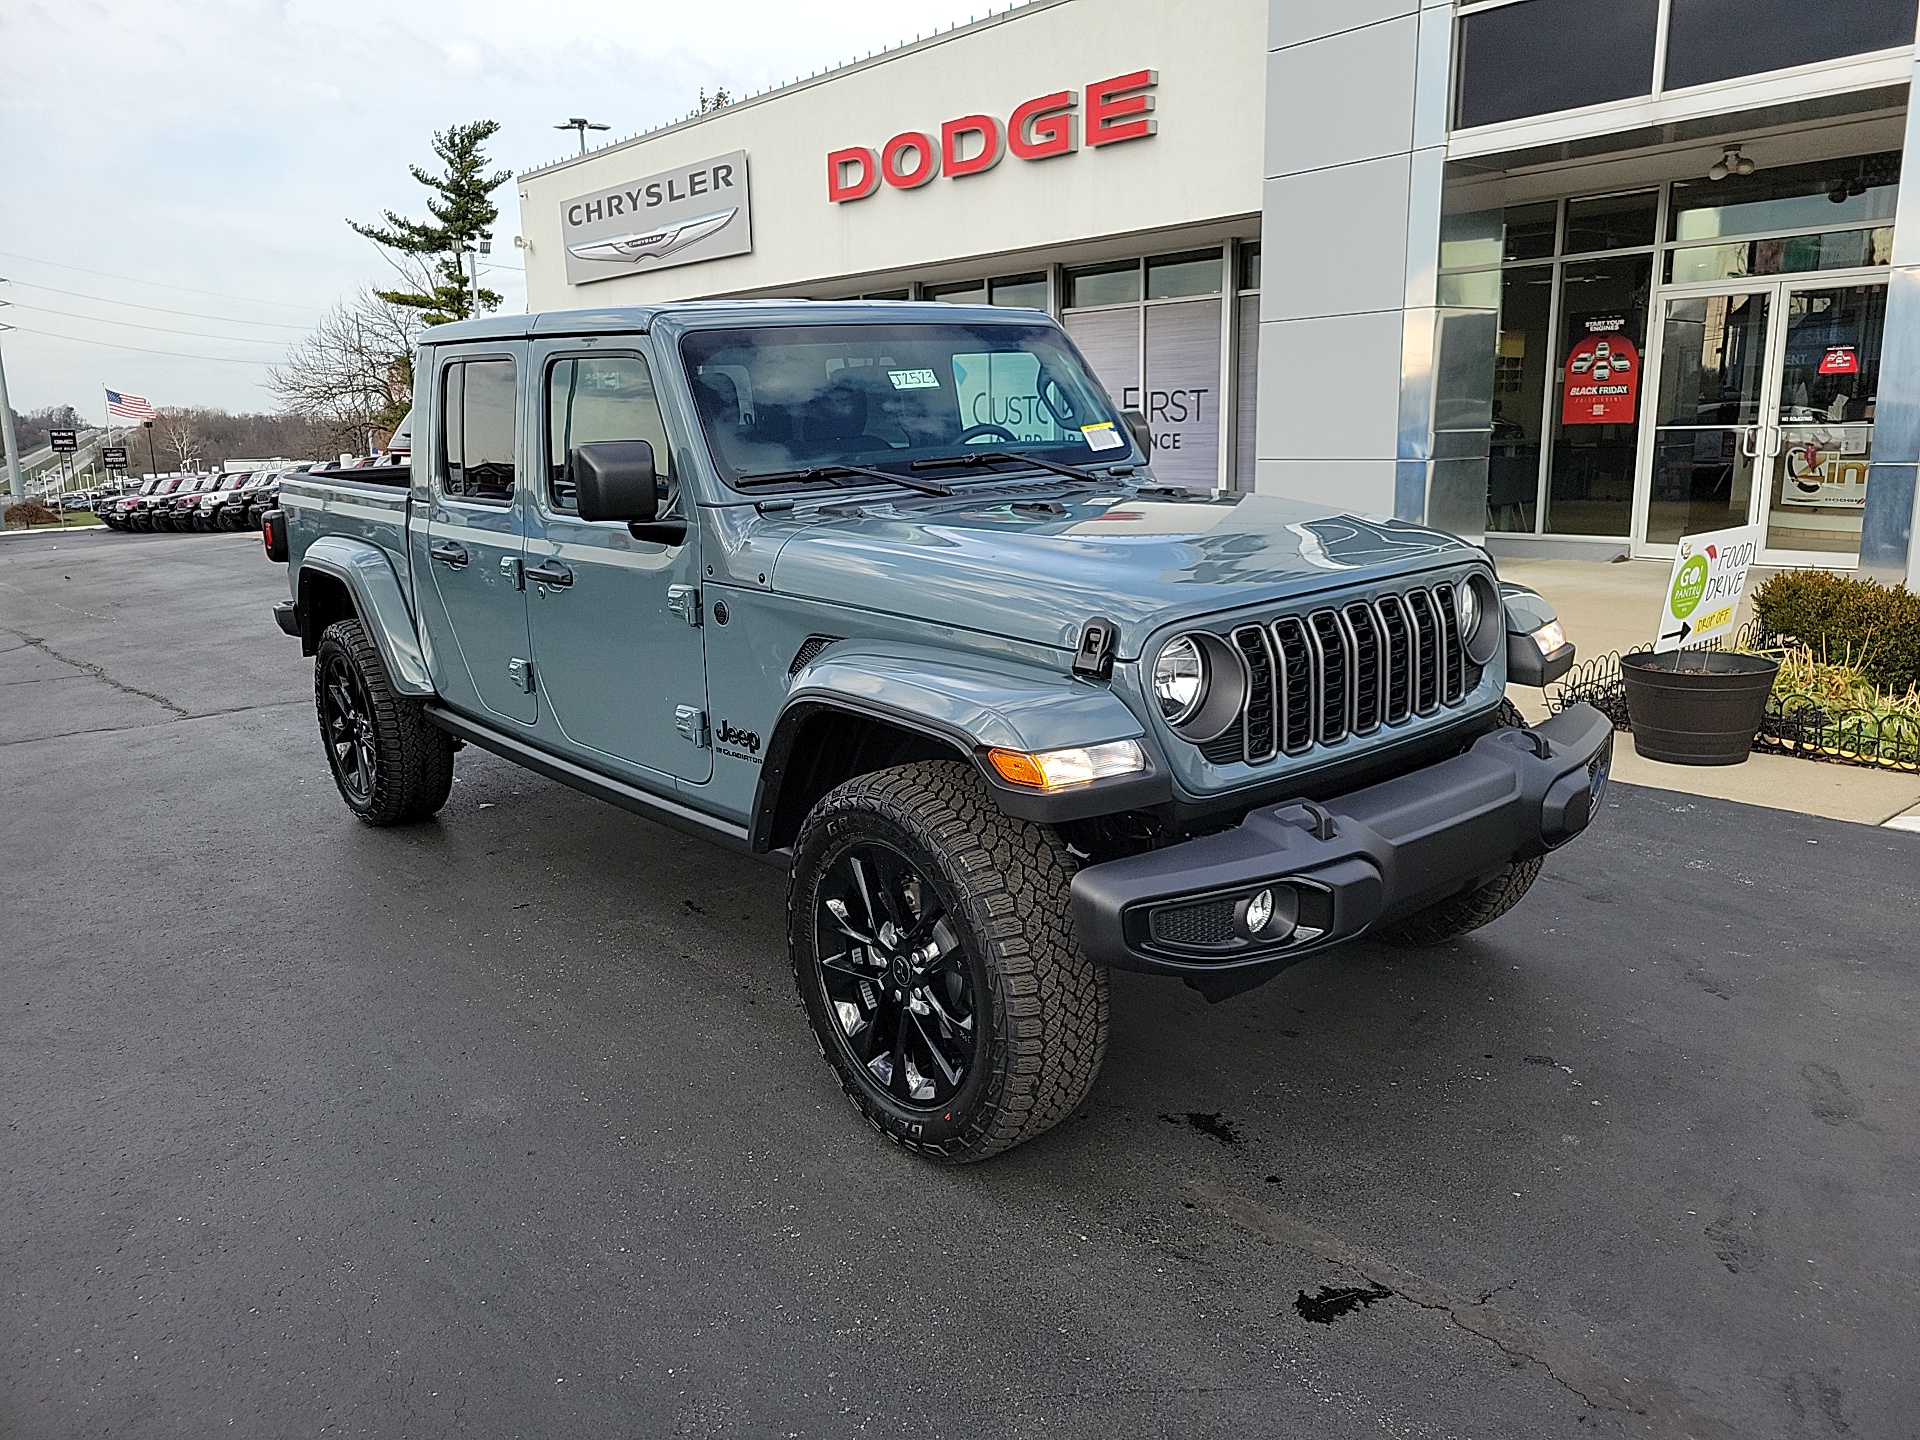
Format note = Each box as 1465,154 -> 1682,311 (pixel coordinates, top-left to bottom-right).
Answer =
561,150 -> 752,286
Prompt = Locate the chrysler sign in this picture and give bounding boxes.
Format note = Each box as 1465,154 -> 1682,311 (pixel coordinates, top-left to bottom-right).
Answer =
561,150 -> 752,285
828,71 -> 1157,203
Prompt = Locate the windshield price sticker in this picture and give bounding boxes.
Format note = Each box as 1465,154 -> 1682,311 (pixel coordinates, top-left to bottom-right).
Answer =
888,368 -> 941,390
1656,523 -> 1758,652
1080,422 -> 1125,452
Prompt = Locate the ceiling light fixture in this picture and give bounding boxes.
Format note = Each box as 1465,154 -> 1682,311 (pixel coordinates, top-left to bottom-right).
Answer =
1708,145 -> 1756,181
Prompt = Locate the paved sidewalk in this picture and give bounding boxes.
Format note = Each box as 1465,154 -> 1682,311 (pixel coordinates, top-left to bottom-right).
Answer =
1502,557 -> 1920,829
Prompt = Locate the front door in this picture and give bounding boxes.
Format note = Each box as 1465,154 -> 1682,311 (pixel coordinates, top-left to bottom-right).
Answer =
524,343 -> 711,784
418,350 -> 537,725
1636,276 -> 1888,566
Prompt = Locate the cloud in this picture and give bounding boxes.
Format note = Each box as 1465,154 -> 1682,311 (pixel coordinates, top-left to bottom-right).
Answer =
1,0 -> 1007,415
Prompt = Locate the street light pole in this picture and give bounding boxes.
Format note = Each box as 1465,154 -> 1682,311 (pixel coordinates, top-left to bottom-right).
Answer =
142,420 -> 157,478
554,117 -> 610,156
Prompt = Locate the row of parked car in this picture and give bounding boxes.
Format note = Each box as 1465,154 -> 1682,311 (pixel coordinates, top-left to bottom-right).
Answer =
96,466 -> 317,533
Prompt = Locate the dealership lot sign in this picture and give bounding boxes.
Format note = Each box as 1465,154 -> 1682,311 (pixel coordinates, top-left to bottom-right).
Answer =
828,71 -> 1158,203
561,150 -> 752,286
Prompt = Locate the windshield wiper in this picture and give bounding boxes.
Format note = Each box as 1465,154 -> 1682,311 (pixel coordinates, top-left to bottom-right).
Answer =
910,450 -> 1106,483
732,463 -> 954,497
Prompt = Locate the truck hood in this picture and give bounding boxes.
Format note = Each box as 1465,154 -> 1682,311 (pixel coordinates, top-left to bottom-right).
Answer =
764,489 -> 1479,659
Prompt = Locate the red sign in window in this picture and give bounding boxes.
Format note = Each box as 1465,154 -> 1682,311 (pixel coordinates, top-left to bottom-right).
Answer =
1817,346 -> 1860,375
1562,330 -> 1640,425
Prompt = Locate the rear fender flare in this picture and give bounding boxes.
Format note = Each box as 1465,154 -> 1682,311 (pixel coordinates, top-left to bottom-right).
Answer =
297,535 -> 435,697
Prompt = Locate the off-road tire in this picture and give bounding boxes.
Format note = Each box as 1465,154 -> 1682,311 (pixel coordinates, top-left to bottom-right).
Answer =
789,760 -> 1108,1162
314,618 -> 455,826
1375,699 -> 1544,946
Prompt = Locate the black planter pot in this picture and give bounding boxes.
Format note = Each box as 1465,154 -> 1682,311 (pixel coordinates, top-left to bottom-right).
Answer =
1620,650 -> 1780,766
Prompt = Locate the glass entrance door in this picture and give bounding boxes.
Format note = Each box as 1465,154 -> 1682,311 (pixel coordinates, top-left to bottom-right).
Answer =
1637,276 -> 1887,565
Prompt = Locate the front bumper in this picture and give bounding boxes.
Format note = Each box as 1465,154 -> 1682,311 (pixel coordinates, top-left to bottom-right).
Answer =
1070,704 -> 1612,985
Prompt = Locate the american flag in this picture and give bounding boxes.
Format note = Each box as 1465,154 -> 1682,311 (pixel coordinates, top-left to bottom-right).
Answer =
105,388 -> 155,422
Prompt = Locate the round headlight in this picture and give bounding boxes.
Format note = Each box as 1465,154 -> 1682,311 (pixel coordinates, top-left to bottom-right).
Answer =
1152,636 -> 1206,725
1456,577 -> 1480,642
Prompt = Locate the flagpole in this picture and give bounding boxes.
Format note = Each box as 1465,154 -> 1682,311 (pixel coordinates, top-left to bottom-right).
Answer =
0,326 -> 25,502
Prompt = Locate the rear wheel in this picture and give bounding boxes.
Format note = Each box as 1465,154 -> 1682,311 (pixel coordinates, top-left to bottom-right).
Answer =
789,761 -> 1108,1162
1375,699 -> 1543,946
314,619 -> 455,826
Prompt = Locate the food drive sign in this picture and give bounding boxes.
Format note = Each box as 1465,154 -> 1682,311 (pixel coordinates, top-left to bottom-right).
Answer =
827,71 -> 1158,203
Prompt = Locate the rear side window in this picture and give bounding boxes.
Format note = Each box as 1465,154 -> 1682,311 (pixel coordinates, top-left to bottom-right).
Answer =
440,358 -> 518,504
545,354 -> 673,514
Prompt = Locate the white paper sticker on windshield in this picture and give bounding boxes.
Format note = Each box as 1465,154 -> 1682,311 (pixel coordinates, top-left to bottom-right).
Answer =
888,368 -> 941,390
1081,422 -> 1125,452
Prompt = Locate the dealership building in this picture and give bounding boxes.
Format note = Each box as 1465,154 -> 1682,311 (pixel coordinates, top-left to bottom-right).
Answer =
517,0 -> 1920,583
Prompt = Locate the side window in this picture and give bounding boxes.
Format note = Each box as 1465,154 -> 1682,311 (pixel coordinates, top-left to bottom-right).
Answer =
546,354 -> 673,514
440,358 -> 517,504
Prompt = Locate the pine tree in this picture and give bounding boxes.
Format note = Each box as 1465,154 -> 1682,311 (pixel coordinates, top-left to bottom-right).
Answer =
350,120 -> 512,325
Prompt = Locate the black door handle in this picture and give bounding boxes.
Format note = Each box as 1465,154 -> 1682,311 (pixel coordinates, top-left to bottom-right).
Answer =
429,540 -> 469,567
524,560 -> 574,588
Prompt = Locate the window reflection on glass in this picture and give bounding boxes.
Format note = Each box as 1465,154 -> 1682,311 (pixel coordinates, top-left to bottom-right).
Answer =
1487,267 -> 1553,533
1440,208 -> 1504,269
1146,250 -> 1223,300
1065,261 -> 1141,309
990,274 -> 1049,310
1666,0 -> 1919,90
1665,226 -> 1894,284
546,355 -> 673,515
1765,284 -> 1886,557
440,359 -> 517,505
1503,201 -> 1558,262
924,279 -> 987,304
1237,244 -> 1262,292
1646,292 -> 1770,543
1544,254 -> 1651,535
1564,190 -> 1658,254
1455,0 -> 1658,128
1670,152 -> 1900,240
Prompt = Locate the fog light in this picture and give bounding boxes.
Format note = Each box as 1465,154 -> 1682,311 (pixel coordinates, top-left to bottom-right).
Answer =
1245,888 -> 1274,934
987,739 -> 1147,790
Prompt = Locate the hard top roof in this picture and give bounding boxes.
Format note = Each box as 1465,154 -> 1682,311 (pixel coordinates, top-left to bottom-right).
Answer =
421,299 -> 1049,345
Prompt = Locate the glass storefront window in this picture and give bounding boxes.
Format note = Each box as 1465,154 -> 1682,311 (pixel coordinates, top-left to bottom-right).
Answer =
1238,244 -> 1261,292
1666,0 -> 1919,90
990,274 -> 1049,309
1455,0 -> 1659,129
1488,266 -> 1553,532
1503,202 -> 1558,261
1665,226 -> 1895,283
1147,251 -> 1223,299
923,279 -> 987,304
862,289 -> 910,301
1544,253 -> 1652,535
1669,153 -> 1901,240
1564,191 -> 1658,254
1440,209 -> 1505,268
1066,261 -> 1141,309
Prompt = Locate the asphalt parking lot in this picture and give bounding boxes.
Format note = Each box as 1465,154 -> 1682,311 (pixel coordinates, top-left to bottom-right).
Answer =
3,528 -> 1917,1439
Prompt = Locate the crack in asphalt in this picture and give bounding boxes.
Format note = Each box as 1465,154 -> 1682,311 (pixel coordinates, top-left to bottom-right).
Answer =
1188,1179 -> 1741,1440
1,626 -> 189,717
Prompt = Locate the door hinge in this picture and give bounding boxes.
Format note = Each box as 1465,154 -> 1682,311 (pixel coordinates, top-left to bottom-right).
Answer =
508,657 -> 535,693
667,584 -> 702,627
500,555 -> 524,590
674,705 -> 709,748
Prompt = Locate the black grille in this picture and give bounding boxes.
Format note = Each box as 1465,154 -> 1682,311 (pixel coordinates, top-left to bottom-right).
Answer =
1189,580 -> 1477,769
1149,898 -> 1238,949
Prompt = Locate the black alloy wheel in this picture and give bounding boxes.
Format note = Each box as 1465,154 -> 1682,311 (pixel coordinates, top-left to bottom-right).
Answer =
813,840 -> 978,1110
320,649 -> 379,807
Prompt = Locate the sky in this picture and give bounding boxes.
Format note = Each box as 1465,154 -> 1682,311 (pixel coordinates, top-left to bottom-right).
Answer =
0,0 -> 1017,420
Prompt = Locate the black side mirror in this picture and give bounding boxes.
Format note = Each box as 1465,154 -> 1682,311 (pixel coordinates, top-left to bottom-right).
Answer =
572,440 -> 687,544
1121,409 -> 1153,457
572,441 -> 657,522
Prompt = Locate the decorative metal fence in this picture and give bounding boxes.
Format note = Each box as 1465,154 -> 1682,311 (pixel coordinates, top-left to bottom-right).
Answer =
1545,622 -> 1920,774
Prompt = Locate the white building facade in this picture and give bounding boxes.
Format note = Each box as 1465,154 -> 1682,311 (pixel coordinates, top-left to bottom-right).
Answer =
517,0 -> 1920,582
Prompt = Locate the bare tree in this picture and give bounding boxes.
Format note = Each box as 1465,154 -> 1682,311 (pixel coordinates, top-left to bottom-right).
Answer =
270,290 -> 421,453
156,408 -> 200,469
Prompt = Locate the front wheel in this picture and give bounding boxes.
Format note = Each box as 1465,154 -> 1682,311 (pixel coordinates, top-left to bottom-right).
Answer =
789,761 -> 1108,1162
313,619 -> 455,826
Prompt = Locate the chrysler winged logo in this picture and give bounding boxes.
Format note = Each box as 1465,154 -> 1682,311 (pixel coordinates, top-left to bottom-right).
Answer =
567,208 -> 739,266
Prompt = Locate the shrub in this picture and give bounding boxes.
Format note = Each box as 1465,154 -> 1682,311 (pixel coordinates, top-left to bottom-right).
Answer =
3,499 -> 60,528
1751,569 -> 1920,693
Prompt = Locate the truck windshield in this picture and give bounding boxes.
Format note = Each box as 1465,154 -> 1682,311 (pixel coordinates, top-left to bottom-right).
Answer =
681,322 -> 1130,492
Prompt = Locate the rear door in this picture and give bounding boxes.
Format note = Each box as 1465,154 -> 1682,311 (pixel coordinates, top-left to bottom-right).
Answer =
416,346 -> 537,725
524,341 -> 710,783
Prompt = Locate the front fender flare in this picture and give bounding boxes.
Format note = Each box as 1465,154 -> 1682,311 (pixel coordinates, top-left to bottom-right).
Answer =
751,644 -> 1171,851
298,535 -> 436,698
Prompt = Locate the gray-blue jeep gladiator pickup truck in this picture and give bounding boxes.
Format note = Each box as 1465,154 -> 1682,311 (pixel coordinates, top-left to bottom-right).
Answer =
265,301 -> 1606,1162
